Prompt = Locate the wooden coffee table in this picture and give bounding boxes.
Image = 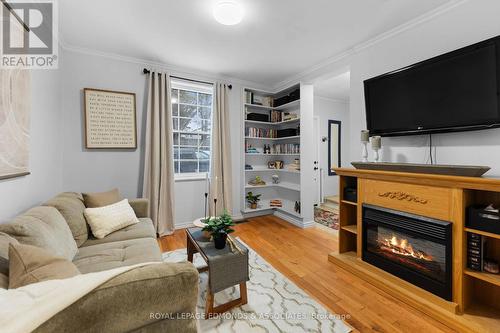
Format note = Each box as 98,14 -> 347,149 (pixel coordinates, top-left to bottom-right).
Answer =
186,228 -> 249,315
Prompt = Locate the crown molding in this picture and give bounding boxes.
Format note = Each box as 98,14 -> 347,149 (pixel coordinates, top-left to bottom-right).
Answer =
59,40 -> 271,91
272,0 -> 468,91
58,0 -> 468,92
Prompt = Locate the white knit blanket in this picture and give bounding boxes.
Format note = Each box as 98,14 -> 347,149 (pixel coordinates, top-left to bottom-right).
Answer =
0,262 -> 160,333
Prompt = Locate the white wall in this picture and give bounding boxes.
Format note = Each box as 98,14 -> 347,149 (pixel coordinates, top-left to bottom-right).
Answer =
347,0 -> 500,175
60,48 -> 266,227
313,96 -> 349,197
0,68 -> 63,222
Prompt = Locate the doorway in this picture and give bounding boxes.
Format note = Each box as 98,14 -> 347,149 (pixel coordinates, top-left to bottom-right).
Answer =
312,70 -> 350,230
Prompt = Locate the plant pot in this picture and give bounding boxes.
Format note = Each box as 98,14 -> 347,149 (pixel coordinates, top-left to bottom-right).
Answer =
250,203 -> 257,209
213,234 -> 227,249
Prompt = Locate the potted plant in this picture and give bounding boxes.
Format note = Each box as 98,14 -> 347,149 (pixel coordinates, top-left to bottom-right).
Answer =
202,211 -> 235,249
246,192 -> 261,209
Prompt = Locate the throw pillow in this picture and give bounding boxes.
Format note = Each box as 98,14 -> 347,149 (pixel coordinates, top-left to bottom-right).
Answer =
84,199 -> 139,239
82,188 -> 121,208
8,243 -> 80,289
44,192 -> 89,247
0,232 -> 19,288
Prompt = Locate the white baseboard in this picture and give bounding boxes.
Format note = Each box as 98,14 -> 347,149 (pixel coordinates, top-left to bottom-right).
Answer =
232,214 -> 245,221
301,220 -> 316,228
174,221 -> 195,230
274,211 -> 308,228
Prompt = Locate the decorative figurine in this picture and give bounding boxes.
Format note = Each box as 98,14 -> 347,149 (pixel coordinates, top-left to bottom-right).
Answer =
248,176 -> 266,186
272,174 -> 280,184
294,201 -> 301,214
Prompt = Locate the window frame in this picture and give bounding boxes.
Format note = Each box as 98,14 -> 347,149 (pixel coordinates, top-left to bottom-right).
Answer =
171,78 -> 214,181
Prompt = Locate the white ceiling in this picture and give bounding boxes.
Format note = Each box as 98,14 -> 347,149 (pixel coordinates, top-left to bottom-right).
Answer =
315,72 -> 351,101
60,0 -> 450,85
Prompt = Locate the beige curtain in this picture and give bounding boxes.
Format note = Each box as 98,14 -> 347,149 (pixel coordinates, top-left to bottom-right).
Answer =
209,83 -> 233,215
142,72 -> 175,236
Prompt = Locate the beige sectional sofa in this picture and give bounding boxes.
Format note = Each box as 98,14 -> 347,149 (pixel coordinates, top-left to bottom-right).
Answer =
0,192 -> 199,333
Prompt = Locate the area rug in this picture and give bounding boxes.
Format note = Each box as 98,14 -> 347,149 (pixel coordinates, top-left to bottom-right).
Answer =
162,239 -> 351,333
314,206 -> 339,230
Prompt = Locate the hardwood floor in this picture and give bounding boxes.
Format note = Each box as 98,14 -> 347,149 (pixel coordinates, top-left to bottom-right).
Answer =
158,215 -> 456,333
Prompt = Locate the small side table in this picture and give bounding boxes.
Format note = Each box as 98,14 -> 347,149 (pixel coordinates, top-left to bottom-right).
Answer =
186,228 -> 249,315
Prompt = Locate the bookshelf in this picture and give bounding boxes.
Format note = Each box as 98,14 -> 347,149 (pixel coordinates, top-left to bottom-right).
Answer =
241,84 -> 314,227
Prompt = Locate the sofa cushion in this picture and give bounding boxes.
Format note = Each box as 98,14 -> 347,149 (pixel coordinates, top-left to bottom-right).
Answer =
128,198 -> 150,218
0,232 -> 19,289
9,243 -> 80,289
81,218 -> 156,247
72,238 -> 162,273
33,263 -> 199,333
84,199 -> 140,239
44,192 -> 88,246
0,206 -> 78,261
82,188 -> 121,208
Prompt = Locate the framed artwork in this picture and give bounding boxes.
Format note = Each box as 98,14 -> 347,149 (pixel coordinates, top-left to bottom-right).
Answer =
0,8 -> 31,180
328,120 -> 341,176
84,88 -> 137,149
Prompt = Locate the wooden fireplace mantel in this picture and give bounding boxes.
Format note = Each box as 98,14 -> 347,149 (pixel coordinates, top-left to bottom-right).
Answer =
329,168 -> 500,333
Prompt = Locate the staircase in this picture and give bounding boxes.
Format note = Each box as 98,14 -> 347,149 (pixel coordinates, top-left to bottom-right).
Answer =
322,195 -> 339,213
314,195 -> 340,230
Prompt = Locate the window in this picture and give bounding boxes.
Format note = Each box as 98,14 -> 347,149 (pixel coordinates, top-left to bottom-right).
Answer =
171,79 -> 213,178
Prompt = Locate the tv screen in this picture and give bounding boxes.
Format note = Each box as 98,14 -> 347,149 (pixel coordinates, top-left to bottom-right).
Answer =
364,36 -> 500,137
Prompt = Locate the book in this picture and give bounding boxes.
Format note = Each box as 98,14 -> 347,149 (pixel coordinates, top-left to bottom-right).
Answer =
467,233 -> 486,271
270,199 -> 282,207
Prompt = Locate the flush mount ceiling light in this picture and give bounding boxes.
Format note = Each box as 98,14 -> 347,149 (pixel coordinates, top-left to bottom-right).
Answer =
213,1 -> 244,26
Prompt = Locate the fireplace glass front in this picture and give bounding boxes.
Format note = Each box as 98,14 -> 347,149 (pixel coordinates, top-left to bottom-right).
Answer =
362,204 -> 452,300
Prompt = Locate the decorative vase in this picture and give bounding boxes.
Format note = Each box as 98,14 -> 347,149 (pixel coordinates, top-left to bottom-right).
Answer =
213,234 -> 227,249
371,136 -> 382,163
250,203 -> 257,209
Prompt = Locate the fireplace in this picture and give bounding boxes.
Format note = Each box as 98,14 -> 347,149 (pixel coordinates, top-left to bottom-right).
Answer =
362,204 -> 452,300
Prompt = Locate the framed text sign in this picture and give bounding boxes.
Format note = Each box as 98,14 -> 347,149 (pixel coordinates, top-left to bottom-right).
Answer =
84,88 -> 137,149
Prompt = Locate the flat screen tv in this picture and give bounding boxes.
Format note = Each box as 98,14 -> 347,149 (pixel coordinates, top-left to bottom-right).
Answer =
364,36 -> 500,137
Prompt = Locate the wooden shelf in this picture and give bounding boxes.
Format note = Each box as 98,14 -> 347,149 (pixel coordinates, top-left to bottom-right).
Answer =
244,182 -> 300,192
341,200 -> 357,206
244,103 -> 272,110
244,99 -> 300,111
341,224 -> 358,235
274,99 -> 300,110
462,302 -> 500,333
465,269 -> 500,287
242,201 -> 301,218
245,168 -> 300,174
245,153 -> 300,156
465,227 -> 500,240
244,118 -> 300,125
245,136 -> 300,141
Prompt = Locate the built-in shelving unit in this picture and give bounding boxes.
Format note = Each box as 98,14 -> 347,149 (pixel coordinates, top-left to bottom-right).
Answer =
241,84 -> 314,227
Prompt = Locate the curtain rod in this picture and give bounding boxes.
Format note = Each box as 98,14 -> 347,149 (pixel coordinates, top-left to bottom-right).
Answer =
142,68 -> 232,89
1,0 -> 30,32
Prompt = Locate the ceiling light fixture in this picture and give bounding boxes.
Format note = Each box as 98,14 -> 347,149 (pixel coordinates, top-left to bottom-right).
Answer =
213,1 -> 244,26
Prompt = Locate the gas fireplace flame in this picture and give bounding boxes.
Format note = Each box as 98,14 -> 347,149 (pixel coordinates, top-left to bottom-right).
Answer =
380,235 -> 433,261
